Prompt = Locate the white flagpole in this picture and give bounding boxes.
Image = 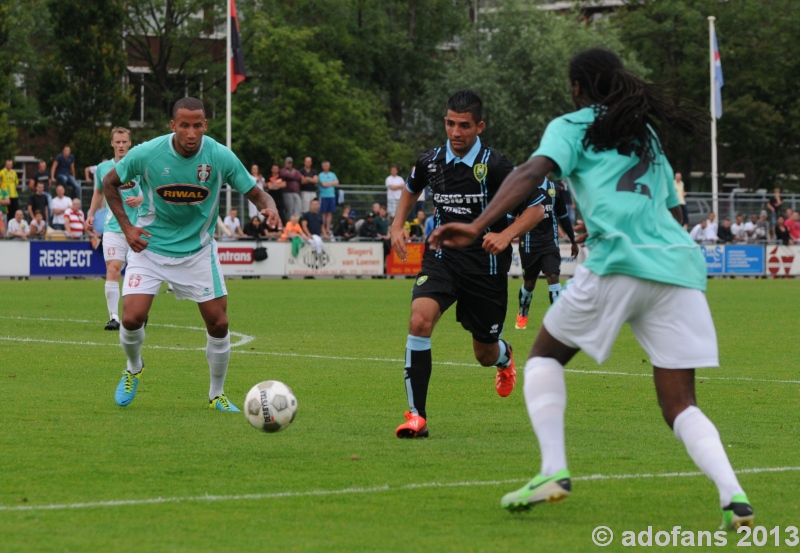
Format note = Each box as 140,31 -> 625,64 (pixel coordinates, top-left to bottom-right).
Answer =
225,0 -> 232,215
708,16 -> 719,219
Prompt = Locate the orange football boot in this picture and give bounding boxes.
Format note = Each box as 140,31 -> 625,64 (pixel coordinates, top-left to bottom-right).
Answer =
515,313 -> 528,330
395,411 -> 429,438
495,344 -> 516,397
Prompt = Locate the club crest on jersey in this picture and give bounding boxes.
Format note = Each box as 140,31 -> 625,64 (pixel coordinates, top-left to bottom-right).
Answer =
155,184 -> 210,205
473,163 -> 488,181
197,164 -> 212,183
548,187 -> 556,197
416,275 -> 428,286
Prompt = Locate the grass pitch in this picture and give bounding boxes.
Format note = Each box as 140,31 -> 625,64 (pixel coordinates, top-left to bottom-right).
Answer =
0,277 -> 798,552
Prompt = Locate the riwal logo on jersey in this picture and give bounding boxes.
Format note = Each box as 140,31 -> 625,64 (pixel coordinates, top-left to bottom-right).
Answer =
120,180 -> 137,190
473,163 -> 488,181
155,184 -> 210,204
197,164 -> 212,183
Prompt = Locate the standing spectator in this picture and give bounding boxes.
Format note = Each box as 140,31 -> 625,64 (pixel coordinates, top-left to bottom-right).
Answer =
50,184 -> 72,230
318,160 -> 338,236
64,197 -> 85,239
266,163 -> 286,222
28,160 -> 53,198
705,212 -> 718,241
51,145 -> 81,201
222,208 -> 246,240
0,159 -> 20,219
30,210 -> 47,238
280,156 -> 303,219
248,164 -> 266,222
301,198 -> 326,253
27,181 -> 50,223
0,173 -> 9,226
299,156 -> 318,213
673,171 -> 688,228
717,218 -> 733,243
385,164 -> 404,218
774,216 -> 791,245
767,188 -> 782,227
7,209 -> 30,239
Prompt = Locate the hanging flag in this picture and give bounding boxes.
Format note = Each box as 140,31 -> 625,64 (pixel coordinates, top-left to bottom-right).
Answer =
230,0 -> 246,93
712,29 -> 723,118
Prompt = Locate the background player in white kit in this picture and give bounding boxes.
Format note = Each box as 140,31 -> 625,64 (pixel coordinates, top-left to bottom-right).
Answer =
86,127 -> 143,330
103,97 -> 281,411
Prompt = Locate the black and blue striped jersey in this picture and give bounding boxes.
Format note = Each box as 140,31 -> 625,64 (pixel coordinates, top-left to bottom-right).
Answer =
515,178 -> 570,255
407,137 -> 516,275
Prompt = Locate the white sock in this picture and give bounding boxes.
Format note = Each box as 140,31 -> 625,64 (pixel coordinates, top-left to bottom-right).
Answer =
119,326 -> 145,373
673,406 -> 745,506
207,332 -> 231,400
524,356 -> 568,476
105,281 -> 120,320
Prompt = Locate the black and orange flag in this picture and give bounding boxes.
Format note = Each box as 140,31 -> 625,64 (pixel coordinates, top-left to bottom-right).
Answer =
230,0 -> 246,92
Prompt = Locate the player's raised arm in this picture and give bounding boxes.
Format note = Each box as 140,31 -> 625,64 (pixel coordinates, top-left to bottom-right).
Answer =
429,156 -> 557,250
103,167 -> 150,252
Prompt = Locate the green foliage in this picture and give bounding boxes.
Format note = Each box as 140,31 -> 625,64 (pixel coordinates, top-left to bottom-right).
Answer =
418,0 -> 635,165
0,0 -> 18,159
209,18 -> 410,183
615,0 -> 800,188
37,0 -> 133,166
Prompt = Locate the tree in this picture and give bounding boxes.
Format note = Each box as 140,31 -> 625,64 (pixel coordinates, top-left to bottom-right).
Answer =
615,0 -> 800,189
211,16 -> 409,184
37,0 -> 133,166
0,0 -> 19,160
123,0 -> 226,130
416,0 -> 636,165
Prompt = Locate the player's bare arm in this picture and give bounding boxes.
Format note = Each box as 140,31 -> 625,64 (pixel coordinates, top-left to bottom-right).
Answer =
429,156 -> 557,250
390,187 -> 421,261
85,186 -> 106,232
244,187 -> 281,229
103,167 -> 151,252
482,204 -> 546,255
669,205 -> 683,225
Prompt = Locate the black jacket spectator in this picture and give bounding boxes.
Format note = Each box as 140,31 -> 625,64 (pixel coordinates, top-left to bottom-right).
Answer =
334,216 -> 356,240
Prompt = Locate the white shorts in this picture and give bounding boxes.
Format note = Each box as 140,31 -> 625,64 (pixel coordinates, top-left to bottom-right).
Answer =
122,241 -> 227,302
102,231 -> 130,263
543,265 -> 719,368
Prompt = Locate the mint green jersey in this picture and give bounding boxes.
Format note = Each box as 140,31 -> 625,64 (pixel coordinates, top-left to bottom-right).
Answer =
533,106 -> 706,290
115,134 -> 254,257
96,158 -> 141,233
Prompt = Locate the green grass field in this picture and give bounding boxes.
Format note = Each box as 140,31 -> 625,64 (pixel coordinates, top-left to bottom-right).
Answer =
1,278 -> 798,552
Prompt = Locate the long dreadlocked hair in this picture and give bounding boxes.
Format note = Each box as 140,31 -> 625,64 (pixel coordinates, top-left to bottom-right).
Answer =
569,48 -> 700,162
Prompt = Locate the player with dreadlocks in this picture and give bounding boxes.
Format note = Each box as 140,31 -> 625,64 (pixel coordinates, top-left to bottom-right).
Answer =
429,48 -> 753,530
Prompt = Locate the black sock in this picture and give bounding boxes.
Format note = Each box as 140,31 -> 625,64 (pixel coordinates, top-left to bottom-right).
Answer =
404,335 -> 432,419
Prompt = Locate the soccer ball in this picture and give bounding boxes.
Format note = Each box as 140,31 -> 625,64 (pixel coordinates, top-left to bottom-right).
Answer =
244,380 -> 298,433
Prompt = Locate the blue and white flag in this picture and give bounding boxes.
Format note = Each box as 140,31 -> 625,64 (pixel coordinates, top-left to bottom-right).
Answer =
712,30 -> 724,118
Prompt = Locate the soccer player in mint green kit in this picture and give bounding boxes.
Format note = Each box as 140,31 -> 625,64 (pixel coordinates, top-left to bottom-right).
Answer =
429,48 -> 753,531
103,97 -> 281,412
86,127 -> 143,331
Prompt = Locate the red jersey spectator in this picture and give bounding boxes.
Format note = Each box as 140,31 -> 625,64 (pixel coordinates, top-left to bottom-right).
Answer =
64,198 -> 85,239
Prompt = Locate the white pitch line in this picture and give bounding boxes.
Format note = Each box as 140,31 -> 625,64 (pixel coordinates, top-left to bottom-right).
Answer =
3,335 -> 799,386
1,466 -> 798,513
2,316 -> 799,385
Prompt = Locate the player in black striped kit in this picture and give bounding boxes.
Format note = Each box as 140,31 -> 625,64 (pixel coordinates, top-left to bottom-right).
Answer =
515,178 -> 578,330
390,89 -> 544,438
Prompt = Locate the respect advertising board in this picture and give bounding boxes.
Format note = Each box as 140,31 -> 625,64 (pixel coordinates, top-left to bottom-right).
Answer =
29,241 -> 106,276
285,241 -> 384,276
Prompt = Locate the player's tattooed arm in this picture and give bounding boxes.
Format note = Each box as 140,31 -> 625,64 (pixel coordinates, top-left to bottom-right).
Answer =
245,186 -> 282,229
103,167 -> 151,252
